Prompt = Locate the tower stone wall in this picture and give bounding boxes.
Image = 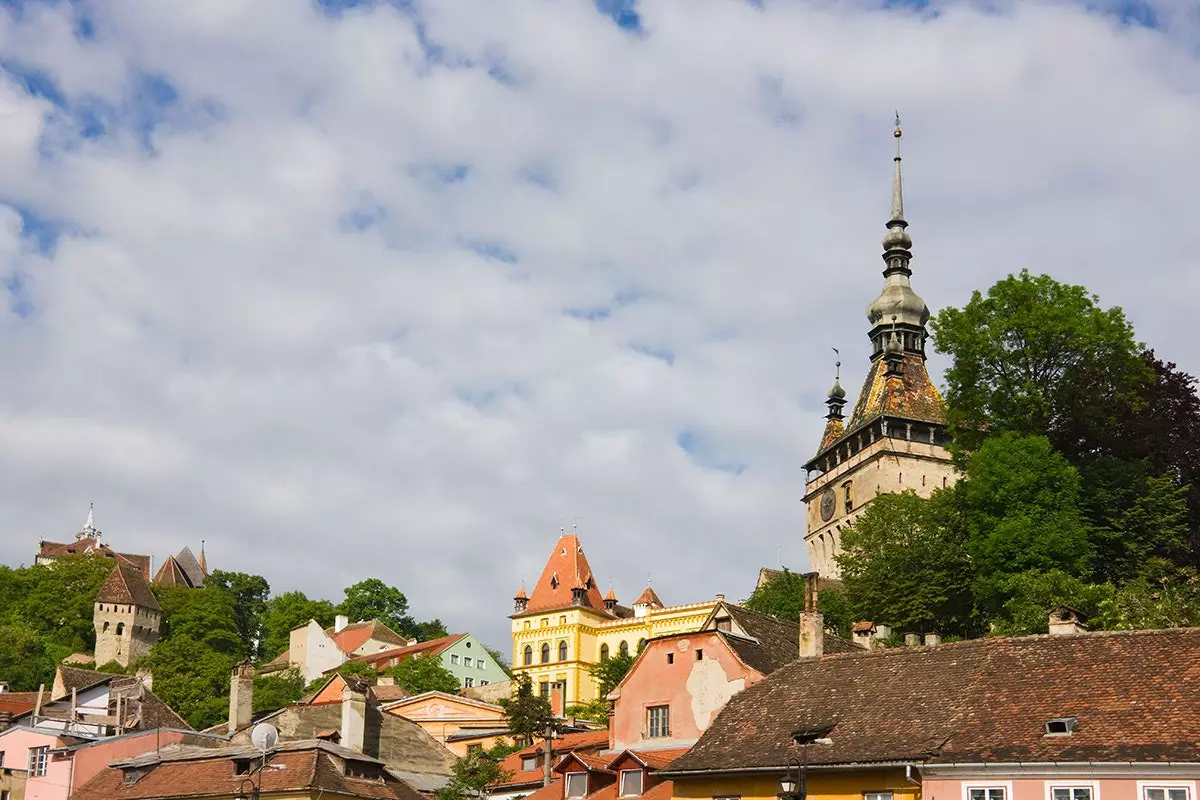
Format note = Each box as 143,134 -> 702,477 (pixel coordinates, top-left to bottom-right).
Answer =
94,601 -> 160,667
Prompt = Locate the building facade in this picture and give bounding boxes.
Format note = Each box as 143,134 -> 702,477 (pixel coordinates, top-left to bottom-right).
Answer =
511,533 -> 719,706
803,119 -> 955,578
36,505 -> 152,580
93,564 -> 162,669
345,633 -> 509,690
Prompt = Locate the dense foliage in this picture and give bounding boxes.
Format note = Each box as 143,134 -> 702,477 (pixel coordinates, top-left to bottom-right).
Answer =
837,272 -> 1200,637
435,743 -> 516,800
499,673 -> 556,742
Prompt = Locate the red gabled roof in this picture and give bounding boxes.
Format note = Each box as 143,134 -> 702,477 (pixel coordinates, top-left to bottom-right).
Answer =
329,620 -> 408,654
0,691 -> 41,716
339,633 -> 467,673
633,586 -> 663,607
96,563 -> 161,610
38,538 -> 152,580
524,535 -> 605,614
493,730 -> 611,789
607,748 -> 690,771
555,751 -> 613,774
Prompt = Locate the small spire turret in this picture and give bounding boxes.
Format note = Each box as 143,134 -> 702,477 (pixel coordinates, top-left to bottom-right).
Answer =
826,350 -> 846,420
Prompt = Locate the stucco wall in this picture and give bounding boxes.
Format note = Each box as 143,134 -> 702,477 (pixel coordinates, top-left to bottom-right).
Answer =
69,729 -> 208,789
923,774 -> 1200,800
0,727 -> 72,800
612,634 -> 759,752
672,768 -> 918,800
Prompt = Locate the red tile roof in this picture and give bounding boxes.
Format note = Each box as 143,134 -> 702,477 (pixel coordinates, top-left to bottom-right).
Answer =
586,777 -> 674,800
96,563 -> 161,610
341,634 -> 467,672
668,627 -> 1200,775
523,535 -> 605,614
633,587 -> 663,607
610,749 -> 690,771
521,778 -> 564,800
555,751 -> 613,774
38,537 -> 152,580
0,691 -> 40,716
493,730 -> 610,789
331,620 -> 409,654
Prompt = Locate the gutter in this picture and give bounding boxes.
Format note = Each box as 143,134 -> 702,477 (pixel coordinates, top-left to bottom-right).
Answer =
661,761 -> 921,779
924,762 -> 1200,769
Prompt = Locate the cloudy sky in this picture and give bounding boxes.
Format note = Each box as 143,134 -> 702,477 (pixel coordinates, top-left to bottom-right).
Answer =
1,0 -> 1198,652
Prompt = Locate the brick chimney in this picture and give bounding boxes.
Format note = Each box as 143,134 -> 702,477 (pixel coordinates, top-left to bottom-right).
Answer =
340,684 -> 367,753
798,572 -> 824,659
0,710 -> 12,731
904,633 -> 921,647
1048,606 -> 1088,636
228,661 -> 255,735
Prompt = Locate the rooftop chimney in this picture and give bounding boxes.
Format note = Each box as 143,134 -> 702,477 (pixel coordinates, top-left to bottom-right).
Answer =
0,711 -> 12,731
1048,606 -> 1088,636
136,668 -> 154,691
228,662 -> 255,735
340,684 -> 367,753
798,572 -> 824,659
334,615 -> 350,633
904,633 -> 921,647
924,632 -> 941,646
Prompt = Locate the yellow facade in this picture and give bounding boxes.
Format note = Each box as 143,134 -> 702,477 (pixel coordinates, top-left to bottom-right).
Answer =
511,599 -> 719,705
672,769 -> 920,800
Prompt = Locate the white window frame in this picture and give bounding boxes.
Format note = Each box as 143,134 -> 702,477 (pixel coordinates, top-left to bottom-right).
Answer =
464,677 -> 474,687
1139,781 -> 1196,800
521,756 -> 537,772
964,784 -> 1013,800
865,793 -> 894,800
450,654 -> 459,665
565,772 -> 588,798
1047,782 -> 1100,800
646,705 -> 670,738
28,746 -> 49,778
620,769 -> 644,797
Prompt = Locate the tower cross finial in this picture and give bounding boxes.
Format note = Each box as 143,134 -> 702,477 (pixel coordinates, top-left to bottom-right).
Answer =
891,112 -> 905,225
833,347 -> 841,380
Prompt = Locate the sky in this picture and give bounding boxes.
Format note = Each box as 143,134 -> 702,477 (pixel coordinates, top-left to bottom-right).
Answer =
1,0 -> 1198,653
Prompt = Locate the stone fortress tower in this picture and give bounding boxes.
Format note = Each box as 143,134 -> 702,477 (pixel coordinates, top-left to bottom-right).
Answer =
802,118 -> 956,578
93,562 -> 162,668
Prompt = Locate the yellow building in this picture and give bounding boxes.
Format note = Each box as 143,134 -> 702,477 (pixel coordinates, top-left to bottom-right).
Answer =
673,770 -> 920,800
510,533 -> 719,706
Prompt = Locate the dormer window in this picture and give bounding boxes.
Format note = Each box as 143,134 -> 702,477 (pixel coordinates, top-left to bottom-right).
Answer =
715,616 -> 731,632
566,772 -> 588,798
620,769 -> 644,796
521,756 -> 537,771
550,574 -> 559,590
1045,717 -> 1077,736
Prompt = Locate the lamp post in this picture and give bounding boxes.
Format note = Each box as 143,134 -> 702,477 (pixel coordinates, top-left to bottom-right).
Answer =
233,777 -> 259,800
777,758 -> 804,800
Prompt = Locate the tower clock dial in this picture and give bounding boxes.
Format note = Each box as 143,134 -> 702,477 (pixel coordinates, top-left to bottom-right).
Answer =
819,488 -> 836,522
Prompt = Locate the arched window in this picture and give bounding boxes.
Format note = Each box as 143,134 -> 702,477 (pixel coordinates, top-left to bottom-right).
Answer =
558,641 -> 568,661
102,621 -> 110,633
619,641 -> 629,658
600,644 -> 609,661
116,623 -> 125,636
541,643 -> 551,664
523,645 -> 533,666
637,639 -> 647,653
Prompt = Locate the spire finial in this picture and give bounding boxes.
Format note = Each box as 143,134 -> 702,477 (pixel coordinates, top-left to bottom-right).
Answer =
833,347 -> 841,381
890,112 -> 905,225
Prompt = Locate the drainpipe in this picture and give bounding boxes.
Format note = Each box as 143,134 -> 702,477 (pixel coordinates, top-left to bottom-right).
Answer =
905,764 -> 922,797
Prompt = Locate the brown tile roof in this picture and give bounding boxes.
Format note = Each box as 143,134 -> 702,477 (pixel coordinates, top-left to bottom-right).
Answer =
43,668 -> 190,730
153,556 -> 192,587
713,604 -> 859,676
331,620 -> 410,654
523,535 -> 606,614
818,417 -> 846,453
173,546 -> 207,587
845,354 -> 947,433
633,586 -> 663,607
38,537 -> 152,579
493,730 -> 611,789
95,563 -> 161,610
56,665 -> 118,697
341,633 -> 467,672
373,685 -> 411,702
609,748 -> 690,771
851,621 -> 875,633
666,628 -> 1200,775
0,691 -> 40,716
72,741 -> 424,800
556,751 -> 613,774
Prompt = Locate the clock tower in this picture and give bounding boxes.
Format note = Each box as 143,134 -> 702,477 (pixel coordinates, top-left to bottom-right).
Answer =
802,118 -> 956,579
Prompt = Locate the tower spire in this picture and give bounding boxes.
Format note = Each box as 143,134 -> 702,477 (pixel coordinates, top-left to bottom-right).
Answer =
881,113 -> 912,274
890,112 -> 905,225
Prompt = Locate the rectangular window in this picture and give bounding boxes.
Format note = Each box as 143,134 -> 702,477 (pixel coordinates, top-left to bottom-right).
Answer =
620,769 -> 645,797
1145,790 -> 1189,800
465,677 -> 474,687
969,789 -> 1007,800
539,681 -> 549,698
1052,789 -> 1092,800
481,680 -> 489,686
566,773 -> 588,798
560,616 -> 567,625
541,618 -> 549,627
450,654 -> 459,665
28,746 -> 48,778
522,756 -> 537,771
477,659 -> 485,668
647,705 -> 670,738
866,794 -> 894,800
844,481 -> 853,512
667,653 -> 674,664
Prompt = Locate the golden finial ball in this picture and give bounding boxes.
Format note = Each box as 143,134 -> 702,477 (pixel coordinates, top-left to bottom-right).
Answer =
894,128 -> 902,138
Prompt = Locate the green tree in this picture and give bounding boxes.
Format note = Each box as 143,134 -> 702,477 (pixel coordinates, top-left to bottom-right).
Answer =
207,570 -> 270,658
989,569 -> 1116,636
95,660 -> 128,675
156,587 -> 245,657
931,270 -> 1147,452
261,591 -> 338,660
336,660 -> 381,684
499,673 -> 555,743
339,579 -> 416,638
958,434 -> 1094,612
589,651 -> 634,698
1096,560 -> 1200,629
414,619 -> 450,641
743,569 -> 853,638
0,624 -> 53,692
837,490 -> 975,636
139,634 -> 236,729
253,668 -> 307,713
436,745 -> 514,800
383,655 -> 460,695
19,556 -> 115,655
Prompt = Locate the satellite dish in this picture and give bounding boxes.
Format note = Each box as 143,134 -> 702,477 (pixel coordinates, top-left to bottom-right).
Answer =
251,722 -> 279,752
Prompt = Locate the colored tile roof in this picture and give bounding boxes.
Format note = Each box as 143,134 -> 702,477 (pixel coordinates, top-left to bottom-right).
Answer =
493,730 -> 611,789
707,603 -> 859,677
96,563 -> 161,610
523,535 -> 606,614
38,537 -> 152,580
586,778 -> 675,800
633,587 -> 663,607
556,751 -> 613,774
0,691 -> 40,716
667,627 -> 1200,775
72,741 -> 425,800
521,778 -> 564,800
617,749 -> 690,770
845,354 -> 947,433
342,633 -> 468,672
818,417 -> 846,453
332,620 -> 410,654
153,555 -> 192,588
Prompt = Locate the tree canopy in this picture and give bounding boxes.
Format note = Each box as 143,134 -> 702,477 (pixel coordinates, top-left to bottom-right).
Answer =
383,654 -> 461,695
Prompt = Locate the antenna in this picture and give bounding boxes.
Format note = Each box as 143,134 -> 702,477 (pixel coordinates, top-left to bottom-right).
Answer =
251,722 -> 279,752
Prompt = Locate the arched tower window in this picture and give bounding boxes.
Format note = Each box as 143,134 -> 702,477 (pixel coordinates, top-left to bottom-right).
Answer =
558,641 -> 568,661
540,643 -> 550,663
637,639 -> 647,653
116,623 -> 125,636
599,644 -> 609,661
102,621 -> 109,633
619,641 -> 629,658
523,646 -> 533,666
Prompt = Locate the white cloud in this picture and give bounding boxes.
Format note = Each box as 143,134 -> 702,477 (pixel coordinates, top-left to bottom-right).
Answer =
0,0 -> 1197,650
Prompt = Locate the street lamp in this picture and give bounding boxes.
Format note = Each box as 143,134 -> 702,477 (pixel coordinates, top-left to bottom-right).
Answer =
233,778 -> 259,800
777,759 -> 803,800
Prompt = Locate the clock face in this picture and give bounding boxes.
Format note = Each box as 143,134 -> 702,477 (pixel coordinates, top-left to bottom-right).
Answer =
819,489 -> 836,522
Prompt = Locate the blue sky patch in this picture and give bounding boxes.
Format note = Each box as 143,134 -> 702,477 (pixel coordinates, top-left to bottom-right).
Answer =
630,343 -> 675,365
564,306 -> 611,321
13,205 -> 63,253
1,59 -> 66,107
3,273 -> 33,318
596,0 -> 642,31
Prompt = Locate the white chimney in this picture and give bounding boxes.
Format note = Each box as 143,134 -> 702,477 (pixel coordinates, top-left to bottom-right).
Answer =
340,685 -> 367,753
904,633 -> 921,647
798,572 -> 824,659
1048,606 -> 1088,636
0,682 -> 8,694
924,632 -> 942,646
228,662 -> 255,735
334,615 -> 350,633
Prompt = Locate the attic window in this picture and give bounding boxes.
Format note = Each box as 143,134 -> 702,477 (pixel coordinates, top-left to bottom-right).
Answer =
620,769 -> 644,796
1045,717 -> 1077,736
715,617 -> 732,632
550,575 -> 559,590
522,756 -> 537,771
234,759 -> 254,775
566,772 -> 588,798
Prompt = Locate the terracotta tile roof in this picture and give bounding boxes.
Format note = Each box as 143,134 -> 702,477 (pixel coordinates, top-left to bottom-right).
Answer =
633,587 -> 663,607
588,778 -> 675,800
95,563 -> 161,610
845,354 -> 947,433
0,691 -> 40,716
516,586 -> 529,600
72,741 -> 424,800
667,628 -> 1200,775
621,749 -> 690,770
521,778 -> 564,800
604,588 -> 618,602
818,417 -> 846,453
524,535 -> 606,614
851,621 -> 875,633
38,537 -> 152,580
342,634 -> 467,672
556,751 -> 613,774
373,685 -> 411,702
493,730 -> 611,789
331,620 -> 410,654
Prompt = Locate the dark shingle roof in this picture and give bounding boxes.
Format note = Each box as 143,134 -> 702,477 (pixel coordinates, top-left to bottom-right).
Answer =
667,628 -> 1200,775
96,563 -> 161,610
